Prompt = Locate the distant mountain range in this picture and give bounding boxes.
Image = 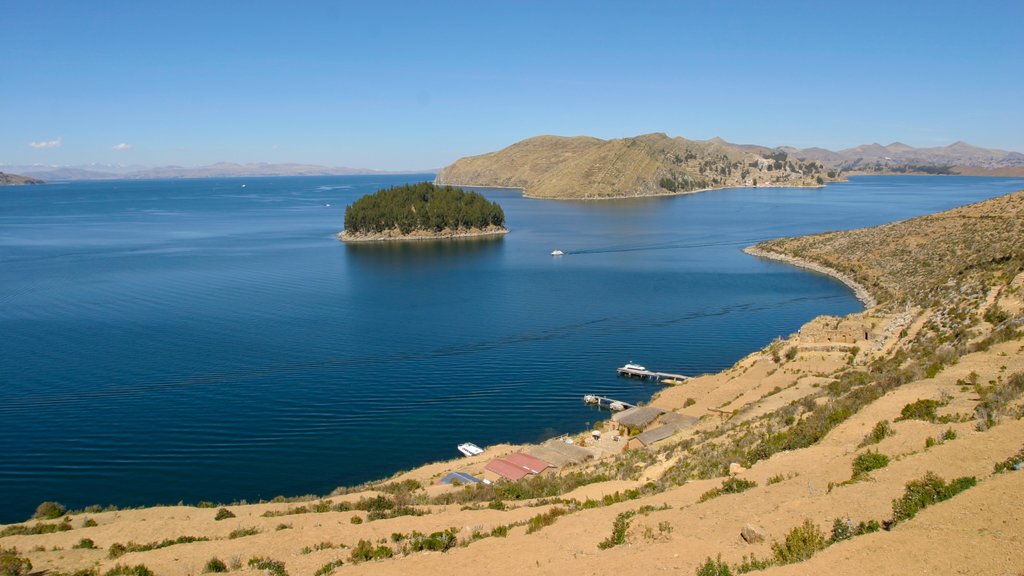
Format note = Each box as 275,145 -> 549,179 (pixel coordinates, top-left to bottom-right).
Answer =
0,162 -> 435,182
753,140 -> 1024,175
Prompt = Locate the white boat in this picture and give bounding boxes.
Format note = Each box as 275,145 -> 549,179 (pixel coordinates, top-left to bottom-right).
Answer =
457,442 -> 484,457
583,394 -> 599,404
551,250 -> 564,256
622,362 -> 647,371
609,401 -> 626,411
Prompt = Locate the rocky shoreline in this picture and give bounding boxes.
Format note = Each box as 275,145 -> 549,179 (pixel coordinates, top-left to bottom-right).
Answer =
337,225 -> 508,243
743,245 -> 877,308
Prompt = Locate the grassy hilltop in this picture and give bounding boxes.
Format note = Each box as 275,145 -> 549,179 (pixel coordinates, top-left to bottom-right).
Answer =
435,133 -> 838,199
3,191 -> 1023,576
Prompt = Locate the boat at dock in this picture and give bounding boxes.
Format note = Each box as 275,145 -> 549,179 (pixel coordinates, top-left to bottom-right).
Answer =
617,362 -> 691,383
622,362 -> 647,371
457,442 -> 484,457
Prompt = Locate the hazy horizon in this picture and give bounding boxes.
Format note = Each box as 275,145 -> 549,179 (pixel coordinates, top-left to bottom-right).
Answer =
3,1 -> 1022,170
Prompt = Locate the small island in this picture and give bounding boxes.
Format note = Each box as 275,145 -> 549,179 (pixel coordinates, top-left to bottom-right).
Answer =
339,182 -> 507,242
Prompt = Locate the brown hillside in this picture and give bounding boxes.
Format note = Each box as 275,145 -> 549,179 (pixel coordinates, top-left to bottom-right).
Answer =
3,192 -> 1023,576
436,133 -> 836,199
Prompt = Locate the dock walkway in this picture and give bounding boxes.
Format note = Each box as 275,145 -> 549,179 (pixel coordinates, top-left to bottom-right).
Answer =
617,366 -> 691,382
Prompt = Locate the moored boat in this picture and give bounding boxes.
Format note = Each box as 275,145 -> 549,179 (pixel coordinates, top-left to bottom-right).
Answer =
457,442 -> 484,457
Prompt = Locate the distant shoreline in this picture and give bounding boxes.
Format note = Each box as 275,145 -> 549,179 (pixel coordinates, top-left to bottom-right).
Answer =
743,245 -> 878,308
337,226 -> 508,243
437,180 -> 832,201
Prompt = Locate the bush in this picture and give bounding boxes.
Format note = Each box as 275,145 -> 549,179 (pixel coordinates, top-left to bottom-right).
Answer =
313,560 -> 344,576
248,557 -> 287,576
897,399 -> 941,422
229,527 -> 259,539
214,508 -> 235,521
858,420 -> 893,447
33,501 -> 66,520
771,519 -> 827,565
348,540 -> 393,564
103,566 -> 154,576
525,507 -> 567,534
0,548 -> 33,576
695,555 -> 733,576
700,477 -> 757,502
851,451 -> 890,478
994,445 -> 1024,473
854,519 -> 882,535
684,398 -> 697,408
203,558 -> 228,573
350,515 -> 363,524
830,518 -> 852,543
72,538 -> 96,549
82,517 -> 98,528
891,472 -> 976,525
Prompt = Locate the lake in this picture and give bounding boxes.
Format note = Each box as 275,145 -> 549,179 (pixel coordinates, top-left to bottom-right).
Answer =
1,174 -> 1021,522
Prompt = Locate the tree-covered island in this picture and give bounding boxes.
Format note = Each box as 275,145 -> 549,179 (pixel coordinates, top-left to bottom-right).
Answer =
339,182 -> 507,242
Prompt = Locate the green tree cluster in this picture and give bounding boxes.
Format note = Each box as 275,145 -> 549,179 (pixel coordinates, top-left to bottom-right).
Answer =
344,183 -> 505,235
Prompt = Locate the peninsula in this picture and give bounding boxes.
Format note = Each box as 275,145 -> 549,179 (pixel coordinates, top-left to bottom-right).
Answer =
4,189 -> 1022,576
338,182 -> 507,242
0,171 -> 44,186
435,132 -> 840,199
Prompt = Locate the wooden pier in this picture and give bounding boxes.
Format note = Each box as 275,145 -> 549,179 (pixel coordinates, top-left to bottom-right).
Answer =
617,365 -> 691,383
582,395 -> 636,411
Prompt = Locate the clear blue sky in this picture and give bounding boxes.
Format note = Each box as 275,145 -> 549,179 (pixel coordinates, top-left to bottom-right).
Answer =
3,0 -> 1022,170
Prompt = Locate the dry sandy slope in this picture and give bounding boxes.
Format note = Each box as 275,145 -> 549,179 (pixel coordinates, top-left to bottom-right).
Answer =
4,193 -> 1024,576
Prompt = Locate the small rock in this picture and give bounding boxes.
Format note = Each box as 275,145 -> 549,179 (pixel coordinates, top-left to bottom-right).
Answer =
729,462 -> 746,476
741,523 -> 766,544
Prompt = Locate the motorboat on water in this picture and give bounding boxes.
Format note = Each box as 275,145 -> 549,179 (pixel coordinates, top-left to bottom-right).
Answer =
551,250 -> 564,256
457,442 -> 484,457
622,362 -> 647,371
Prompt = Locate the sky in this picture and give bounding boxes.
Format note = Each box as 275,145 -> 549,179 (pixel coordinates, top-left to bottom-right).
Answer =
2,0 -> 1022,171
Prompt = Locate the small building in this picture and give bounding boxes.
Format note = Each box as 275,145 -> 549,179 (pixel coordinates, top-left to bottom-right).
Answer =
438,471 -> 481,485
484,459 -> 533,482
613,406 -> 667,432
503,452 -> 554,475
626,425 -> 678,451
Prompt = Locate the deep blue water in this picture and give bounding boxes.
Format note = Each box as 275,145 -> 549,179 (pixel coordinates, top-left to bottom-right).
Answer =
1,174 -> 1021,522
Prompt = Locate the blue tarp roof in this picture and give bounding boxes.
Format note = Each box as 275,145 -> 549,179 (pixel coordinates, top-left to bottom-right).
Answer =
440,471 -> 481,484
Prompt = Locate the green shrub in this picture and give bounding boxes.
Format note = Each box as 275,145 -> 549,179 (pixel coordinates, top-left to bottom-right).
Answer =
108,536 -> 210,559
854,519 -> 882,535
891,472 -> 976,525
406,528 -> 459,552
0,518 -> 72,537
248,557 -> 287,576
203,558 -> 228,573
859,420 -> 893,447
103,566 -> 154,576
525,507 -> 566,534
830,518 -> 852,542
313,560 -> 344,576
348,540 -> 393,563
994,445 -> 1024,473
82,517 -> 98,528
766,474 -> 785,485
941,428 -> 957,441
597,510 -> 634,549
214,508 -> 235,521
350,515 -> 363,524
897,399 -> 941,422
735,554 -> 773,573
695,555 -> 733,576
771,519 -> 827,565
72,538 -> 96,549
487,498 -> 506,511
490,525 -> 509,538
684,398 -> 697,408
228,527 -> 259,539
0,548 -> 33,576
700,477 -> 757,502
33,501 -> 67,520
851,451 -> 890,478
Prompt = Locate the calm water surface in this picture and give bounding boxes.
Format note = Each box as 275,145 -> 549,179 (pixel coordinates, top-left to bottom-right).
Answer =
1,174 -> 1021,521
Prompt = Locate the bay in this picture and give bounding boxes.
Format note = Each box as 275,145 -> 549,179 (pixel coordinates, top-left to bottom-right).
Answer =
1,174 -> 1021,522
